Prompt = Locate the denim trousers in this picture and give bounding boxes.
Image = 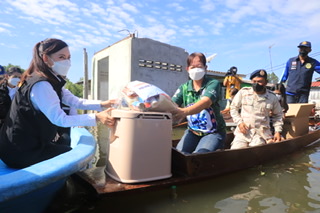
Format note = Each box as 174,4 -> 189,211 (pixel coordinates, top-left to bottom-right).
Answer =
286,93 -> 309,103
176,129 -> 226,154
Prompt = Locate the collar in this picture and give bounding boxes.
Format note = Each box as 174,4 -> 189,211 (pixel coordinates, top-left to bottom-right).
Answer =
186,75 -> 209,91
295,55 -> 311,62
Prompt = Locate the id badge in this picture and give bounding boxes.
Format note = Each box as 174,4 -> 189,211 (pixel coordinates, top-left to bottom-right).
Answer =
291,61 -> 297,70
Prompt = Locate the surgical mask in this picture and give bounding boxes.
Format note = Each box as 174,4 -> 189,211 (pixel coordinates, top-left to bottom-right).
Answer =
299,50 -> 308,57
8,77 -> 20,87
50,58 -> 71,76
189,68 -> 205,80
252,83 -> 265,92
275,94 -> 282,101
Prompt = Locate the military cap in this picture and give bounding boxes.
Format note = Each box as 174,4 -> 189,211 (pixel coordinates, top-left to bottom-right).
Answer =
250,69 -> 267,80
297,41 -> 311,48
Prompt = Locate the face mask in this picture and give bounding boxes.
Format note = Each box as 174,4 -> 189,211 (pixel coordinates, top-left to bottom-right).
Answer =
299,50 -> 308,57
275,94 -> 282,101
252,83 -> 265,92
50,58 -> 71,76
189,68 -> 205,80
8,77 -> 20,87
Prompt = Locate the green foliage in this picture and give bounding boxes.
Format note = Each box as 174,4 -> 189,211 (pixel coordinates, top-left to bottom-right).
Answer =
65,79 -> 83,98
3,63 -> 25,73
268,72 -> 279,84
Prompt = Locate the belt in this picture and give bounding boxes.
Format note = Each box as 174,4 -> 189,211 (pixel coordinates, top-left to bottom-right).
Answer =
189,129 -> 210,137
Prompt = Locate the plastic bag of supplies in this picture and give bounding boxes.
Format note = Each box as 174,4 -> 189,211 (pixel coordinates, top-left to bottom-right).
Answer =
116,81 -> 178,113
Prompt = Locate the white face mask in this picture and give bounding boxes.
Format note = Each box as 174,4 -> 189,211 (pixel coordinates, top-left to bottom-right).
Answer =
188,67 -> 205,80
50,57 -> 71,76
8,77 -> 20,87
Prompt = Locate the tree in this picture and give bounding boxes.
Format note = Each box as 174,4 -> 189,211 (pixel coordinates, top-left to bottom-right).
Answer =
65,79 -> 83,98
268,72 -> 279,84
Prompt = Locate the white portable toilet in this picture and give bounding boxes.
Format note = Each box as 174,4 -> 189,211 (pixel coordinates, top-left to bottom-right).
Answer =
105,109 -> 172,183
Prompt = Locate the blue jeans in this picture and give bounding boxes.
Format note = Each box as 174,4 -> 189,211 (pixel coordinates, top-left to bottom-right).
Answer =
176,129 -> 226,154
286,93 -> 309,103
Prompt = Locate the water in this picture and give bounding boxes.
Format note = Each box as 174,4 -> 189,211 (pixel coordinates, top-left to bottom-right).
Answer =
67,138 -> 320,213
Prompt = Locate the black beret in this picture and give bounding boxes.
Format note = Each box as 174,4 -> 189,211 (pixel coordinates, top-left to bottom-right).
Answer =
250,69 -> 267,80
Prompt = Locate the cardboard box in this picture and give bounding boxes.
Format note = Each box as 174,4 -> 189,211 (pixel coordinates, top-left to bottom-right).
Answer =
283,103 -> 315,139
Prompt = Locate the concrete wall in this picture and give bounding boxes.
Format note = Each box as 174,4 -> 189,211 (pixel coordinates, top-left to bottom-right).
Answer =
131,38 -> 189,96
309,87 -> 320,109
91,37 -> 189,101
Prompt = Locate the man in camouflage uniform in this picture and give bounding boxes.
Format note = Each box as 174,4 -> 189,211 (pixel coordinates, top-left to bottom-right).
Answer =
230,69 -> 283,149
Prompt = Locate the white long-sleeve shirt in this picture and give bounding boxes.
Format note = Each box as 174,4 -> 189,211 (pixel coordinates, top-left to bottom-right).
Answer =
30,81 -> 102,127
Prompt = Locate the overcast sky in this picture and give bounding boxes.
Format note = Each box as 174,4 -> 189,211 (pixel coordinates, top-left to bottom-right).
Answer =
1,0 -> 320,83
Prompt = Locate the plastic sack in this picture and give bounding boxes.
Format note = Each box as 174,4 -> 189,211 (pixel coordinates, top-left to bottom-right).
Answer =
117,81 -> 178,113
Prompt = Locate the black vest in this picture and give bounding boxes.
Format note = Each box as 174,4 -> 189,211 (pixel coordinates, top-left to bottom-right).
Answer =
0,74 -> 65,167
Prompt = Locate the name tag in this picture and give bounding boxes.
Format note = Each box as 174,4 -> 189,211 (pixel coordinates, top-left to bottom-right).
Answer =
291,61 -> 297,70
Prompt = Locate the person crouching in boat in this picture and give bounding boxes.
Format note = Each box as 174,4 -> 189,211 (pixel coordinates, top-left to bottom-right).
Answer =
229,69 -> 283,149
0,38 -> 116,168
172,52 -> 226,154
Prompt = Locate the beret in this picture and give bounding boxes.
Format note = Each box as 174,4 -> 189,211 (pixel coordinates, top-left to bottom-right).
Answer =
250,69 -> 267,80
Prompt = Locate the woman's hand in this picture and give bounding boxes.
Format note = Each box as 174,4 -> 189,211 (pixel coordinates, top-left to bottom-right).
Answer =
96,108 -> 115,127
172,107 -> 188,124
100,99 -> 118,109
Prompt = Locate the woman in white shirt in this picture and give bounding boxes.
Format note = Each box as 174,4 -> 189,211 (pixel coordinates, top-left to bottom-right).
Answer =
0,38 -> 115,168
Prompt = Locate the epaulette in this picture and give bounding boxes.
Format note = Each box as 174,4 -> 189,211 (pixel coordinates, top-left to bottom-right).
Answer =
267,90 -> 277,96
241,87 -> 251,90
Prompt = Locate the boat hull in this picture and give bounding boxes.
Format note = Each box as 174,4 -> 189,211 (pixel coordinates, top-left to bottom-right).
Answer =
76,130 -> 320,196
172,130 -> 320,177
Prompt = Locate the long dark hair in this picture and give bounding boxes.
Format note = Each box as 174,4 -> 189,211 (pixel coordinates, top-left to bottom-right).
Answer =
270,83 -> 288,113
20,38 -> 68,85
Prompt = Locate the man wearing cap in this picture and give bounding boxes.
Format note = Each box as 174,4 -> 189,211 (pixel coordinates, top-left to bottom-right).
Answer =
230,69 -> 283,149
280,41 -> 320,103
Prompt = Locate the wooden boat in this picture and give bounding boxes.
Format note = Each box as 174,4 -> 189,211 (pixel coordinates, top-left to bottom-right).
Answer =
0,127 -> 96,213
76,128 -> 320,197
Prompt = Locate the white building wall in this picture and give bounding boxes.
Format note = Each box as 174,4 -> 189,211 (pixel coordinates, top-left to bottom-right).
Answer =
131,38 -> 189,96
309,87 -> 320,109
91,37 -> 189,101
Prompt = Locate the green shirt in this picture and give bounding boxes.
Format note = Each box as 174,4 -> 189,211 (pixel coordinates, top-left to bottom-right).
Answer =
172,76 -> 226,134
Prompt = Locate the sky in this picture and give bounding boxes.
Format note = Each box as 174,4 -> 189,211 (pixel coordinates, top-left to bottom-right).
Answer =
1,0 -> 320,83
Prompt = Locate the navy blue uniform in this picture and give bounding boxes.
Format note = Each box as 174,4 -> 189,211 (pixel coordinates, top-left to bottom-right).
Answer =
280,56 -> 320,103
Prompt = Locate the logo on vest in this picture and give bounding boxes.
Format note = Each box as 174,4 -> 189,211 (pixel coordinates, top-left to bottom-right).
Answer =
305,63 -> 312,69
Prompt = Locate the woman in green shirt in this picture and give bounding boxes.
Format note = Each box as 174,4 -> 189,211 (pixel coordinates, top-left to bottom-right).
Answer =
172,52 -> 226,154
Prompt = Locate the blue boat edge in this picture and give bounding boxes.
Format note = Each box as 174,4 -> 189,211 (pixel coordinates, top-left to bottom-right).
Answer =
0,127 -> 97,212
